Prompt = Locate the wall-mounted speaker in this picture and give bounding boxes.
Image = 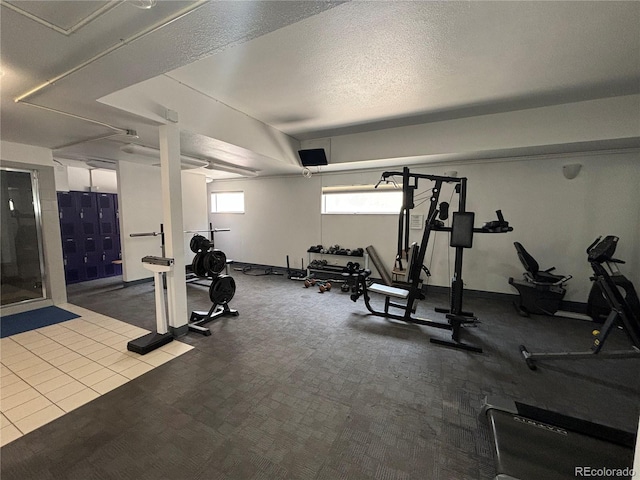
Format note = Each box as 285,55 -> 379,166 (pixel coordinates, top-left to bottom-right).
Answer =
298,148 -> 328,167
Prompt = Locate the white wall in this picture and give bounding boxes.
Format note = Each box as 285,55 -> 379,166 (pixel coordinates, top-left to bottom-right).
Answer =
90,169 -> 117,193
209,150 -> 640,302
0,141 -> 67,313
182,172 -> 209,265
67,167 -> 91,192
209,175 -> 322,271
117,161 -> 208,282
55,166 -> 117,193
117,161 -> 163,281
1,141 -> 53,167
54,165 -> 70,191
327,95 -> 640,164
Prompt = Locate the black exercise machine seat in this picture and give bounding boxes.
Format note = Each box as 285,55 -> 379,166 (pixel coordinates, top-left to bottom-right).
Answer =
514,242 -> 572,285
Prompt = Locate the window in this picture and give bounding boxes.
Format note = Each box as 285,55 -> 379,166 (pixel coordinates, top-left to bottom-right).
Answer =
211,191 -> 244,213
321,185 -> 402,214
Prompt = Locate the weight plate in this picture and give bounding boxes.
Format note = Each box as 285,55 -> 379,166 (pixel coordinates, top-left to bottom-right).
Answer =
190,235 -> 203,253
210,250 -> 227,275
202,251 -> 215,276
202,250 -> 226,276
192,252 -> 208,277
209,275 -> 236,304
190,234 -> 211,253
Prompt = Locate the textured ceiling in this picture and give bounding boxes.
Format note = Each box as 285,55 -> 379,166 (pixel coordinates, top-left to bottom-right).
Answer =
168,1 -> 640,140
1,0 -> 638,178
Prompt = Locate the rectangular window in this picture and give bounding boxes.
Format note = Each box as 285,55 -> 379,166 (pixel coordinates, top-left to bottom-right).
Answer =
321,185 -> 402,214
211,191 -> 244,213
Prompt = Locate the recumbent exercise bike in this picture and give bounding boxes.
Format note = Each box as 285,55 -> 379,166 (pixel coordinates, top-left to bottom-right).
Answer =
508,240 -> 635,323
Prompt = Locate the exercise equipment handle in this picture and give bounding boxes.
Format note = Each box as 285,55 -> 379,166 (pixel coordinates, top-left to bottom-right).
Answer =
586,236 -> 602,254
130,232 -> 161,237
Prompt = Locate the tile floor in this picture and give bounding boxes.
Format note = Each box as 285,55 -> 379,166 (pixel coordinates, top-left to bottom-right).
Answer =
0,303 -> 193,447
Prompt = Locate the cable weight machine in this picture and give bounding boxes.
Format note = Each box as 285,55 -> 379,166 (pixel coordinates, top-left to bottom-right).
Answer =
352,167 -> 512,352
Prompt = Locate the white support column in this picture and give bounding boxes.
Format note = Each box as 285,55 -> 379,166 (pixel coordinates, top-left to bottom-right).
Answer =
159,120 -> 188,334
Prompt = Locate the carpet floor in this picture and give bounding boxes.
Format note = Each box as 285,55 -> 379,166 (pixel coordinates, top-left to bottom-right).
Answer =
1,272 -> 638,479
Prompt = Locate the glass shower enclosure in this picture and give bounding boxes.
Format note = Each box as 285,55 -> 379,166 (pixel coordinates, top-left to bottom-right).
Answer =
1,168 -> 46,306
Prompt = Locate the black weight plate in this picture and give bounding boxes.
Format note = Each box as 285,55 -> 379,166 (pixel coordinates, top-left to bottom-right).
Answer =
202,251 -> 225,276
209,275 -> 236,304
190,234 -> 211,253
191,253 -> 200,275
190,235 -> 203,253
201,251 -> 215,276
192,252 -> 208,277
209,250 -> 227,275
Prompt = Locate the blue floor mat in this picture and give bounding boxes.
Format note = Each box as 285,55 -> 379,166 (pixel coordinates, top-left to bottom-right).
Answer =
1,306 -> 80,338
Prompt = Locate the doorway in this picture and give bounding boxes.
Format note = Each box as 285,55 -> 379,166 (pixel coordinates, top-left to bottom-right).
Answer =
0,168 -> 46,306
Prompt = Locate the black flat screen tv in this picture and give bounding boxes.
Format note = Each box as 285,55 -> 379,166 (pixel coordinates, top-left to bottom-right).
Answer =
298,149 -> 328,166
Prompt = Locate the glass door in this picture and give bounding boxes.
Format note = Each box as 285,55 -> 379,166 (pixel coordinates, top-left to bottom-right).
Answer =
1,168 -> 46,305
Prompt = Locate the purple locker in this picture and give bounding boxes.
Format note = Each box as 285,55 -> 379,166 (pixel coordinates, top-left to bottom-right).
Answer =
63,250 -> 86,284
83,253 -> 102,280
58,191 -> 123,282
98,193 -> 116,235
101,235 -> 115,277
76,192 -> 99,236
114,194 -> 119,234
57,192 -> 80,237
102,251 -> 120,277
64,264 -> 83,284
83,236 -> 101,255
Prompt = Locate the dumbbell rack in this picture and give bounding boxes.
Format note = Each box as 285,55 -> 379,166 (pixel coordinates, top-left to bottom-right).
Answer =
307,250 -> 369,278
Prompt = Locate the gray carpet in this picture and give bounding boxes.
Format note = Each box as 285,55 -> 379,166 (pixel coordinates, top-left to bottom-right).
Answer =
1,271 -> 638,479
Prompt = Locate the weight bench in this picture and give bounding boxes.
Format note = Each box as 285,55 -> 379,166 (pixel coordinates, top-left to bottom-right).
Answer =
368,283 -> 410,314
360,243 -> 423,317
